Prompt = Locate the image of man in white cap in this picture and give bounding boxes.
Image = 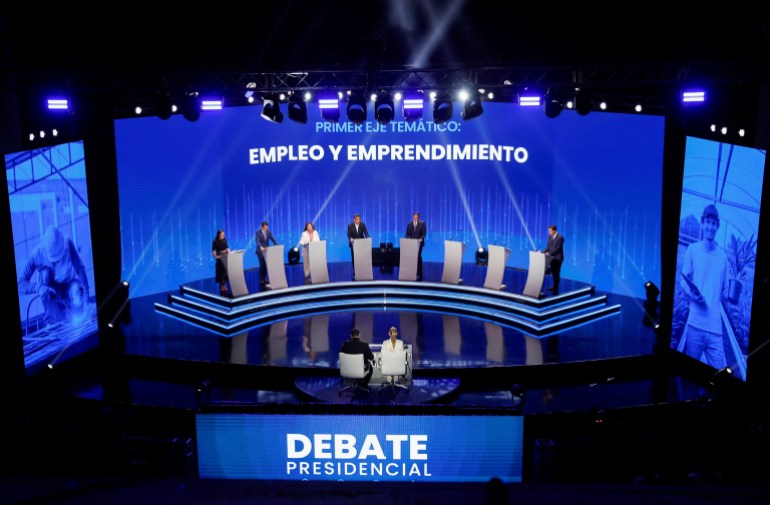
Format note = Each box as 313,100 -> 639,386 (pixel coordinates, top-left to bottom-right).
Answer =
17,225 -> 90,326
680,203 -> 730,370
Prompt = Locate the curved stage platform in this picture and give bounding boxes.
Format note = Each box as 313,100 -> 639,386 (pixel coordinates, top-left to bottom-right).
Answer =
93,260 -> 716,417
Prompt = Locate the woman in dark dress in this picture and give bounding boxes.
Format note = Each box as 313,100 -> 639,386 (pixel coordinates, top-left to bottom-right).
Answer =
212,229 -> 231,294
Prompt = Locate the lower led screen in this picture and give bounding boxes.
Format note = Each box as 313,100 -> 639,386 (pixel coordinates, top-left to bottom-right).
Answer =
671,137 -> 765,381
5,140 -> 98,373
196,413 -> 524,482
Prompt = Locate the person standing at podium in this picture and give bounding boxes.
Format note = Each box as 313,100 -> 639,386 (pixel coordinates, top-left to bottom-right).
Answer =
299,222 -> 320,282
405,212 -> 427,280
347,213 -> 370,272
542,224 -> 564,294
255,221 -> 278,286
212,229 -> 231,294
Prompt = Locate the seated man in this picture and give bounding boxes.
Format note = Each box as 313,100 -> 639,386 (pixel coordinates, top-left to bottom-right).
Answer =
340,328 -> 374,386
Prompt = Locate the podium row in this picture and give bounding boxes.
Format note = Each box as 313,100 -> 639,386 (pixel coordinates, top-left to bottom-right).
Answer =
222,238 -> 549,299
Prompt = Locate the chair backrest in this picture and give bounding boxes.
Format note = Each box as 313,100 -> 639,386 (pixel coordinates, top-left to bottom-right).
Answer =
380,350 -> 407,377
339,352 -> 366,379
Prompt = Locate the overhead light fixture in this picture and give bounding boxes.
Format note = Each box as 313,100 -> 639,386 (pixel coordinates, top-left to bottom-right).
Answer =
461,91 -> 483,120
518,94 -> 541,107
544,91 -> 562,119
261,94 -> 283,123
201,99 -> 223,111
46,97 -> 69,111
156,94 -> 173,120
682,90 -> 706,104
575,90 -> 591,116
374,92 -> 395,124
318,92 -> 340,123
402,91 -> 424,121
180,94 -> 200,122
288,92 -> 308,124
347,91 -> 367,124
432,93 -> 453,123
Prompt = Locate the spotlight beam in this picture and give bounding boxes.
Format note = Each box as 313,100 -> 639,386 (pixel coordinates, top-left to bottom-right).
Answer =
304,131 -> 381,240
445,153 -> 482,249
407,0 -> 468,67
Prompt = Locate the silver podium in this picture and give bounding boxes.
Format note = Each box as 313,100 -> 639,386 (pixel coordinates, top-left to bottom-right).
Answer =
223,249 -> 249,297
398,238 -> 420,281
266,245 -> 288,290
352,237 -> 373,281
441,240 -> 465,284
483,244 -> 510,290
522,250 -> 546,298
309,240 -> 330,284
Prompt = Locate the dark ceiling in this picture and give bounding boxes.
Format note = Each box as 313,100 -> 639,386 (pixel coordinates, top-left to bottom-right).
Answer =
3,1 -> 769,117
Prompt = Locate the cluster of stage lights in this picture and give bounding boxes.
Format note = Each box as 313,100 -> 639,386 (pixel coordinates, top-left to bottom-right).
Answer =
34,87 -> 746,140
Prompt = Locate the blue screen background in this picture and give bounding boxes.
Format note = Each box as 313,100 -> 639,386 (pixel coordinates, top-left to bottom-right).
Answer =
115,103 -> 664,299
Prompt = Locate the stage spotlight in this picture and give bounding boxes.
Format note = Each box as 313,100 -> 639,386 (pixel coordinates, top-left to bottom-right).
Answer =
575,90 -> 592,116
288,246 -> 300,265
347,91 -> 367,124
461,91 -> 483,120
643,281 -> 660,328
475,246 -> 488,265
318,92 -> 340,123
180,94 -> 200,122
644,281 -> 660,305
402,91 -> 424,121
288,93 -> 308,124
374,92 -> 395,124
433,93 -> 453,123
544,92 -> 562,118
261,94 -> 284,123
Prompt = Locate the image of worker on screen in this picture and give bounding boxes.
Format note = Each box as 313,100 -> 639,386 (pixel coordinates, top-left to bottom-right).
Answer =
17,225 -> 93,327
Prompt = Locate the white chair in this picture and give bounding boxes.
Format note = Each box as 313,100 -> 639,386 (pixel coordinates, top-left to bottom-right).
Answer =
379,350 -> 409,392
339,352 -> 369,394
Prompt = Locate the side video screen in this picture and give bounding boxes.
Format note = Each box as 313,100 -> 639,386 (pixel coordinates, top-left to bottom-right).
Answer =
5,140 -> 98,374
671,137 -> 765,381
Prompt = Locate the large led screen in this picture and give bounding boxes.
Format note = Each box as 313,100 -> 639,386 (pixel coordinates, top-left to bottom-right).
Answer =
671,137 -> 765,381
115,102 -> 664,300
5,141 -> 98,373
196,413 -> 524,482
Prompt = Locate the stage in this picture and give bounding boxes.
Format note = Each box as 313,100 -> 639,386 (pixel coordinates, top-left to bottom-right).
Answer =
66,260 -> 711,414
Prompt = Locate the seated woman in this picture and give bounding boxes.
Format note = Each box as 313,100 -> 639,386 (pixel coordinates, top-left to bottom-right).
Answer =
382,326 -> 404,352
381,326 -> 405,382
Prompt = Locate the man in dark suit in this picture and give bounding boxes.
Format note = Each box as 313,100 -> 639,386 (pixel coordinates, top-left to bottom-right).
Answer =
542,224 -> 565,294
347,213 -> 370,269
405,212 -> 427,280
340,328 -> 374,386
255,221 -> 278,285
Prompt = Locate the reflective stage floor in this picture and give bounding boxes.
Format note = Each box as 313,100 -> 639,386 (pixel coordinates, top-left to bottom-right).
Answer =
85,260 -> 715,414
